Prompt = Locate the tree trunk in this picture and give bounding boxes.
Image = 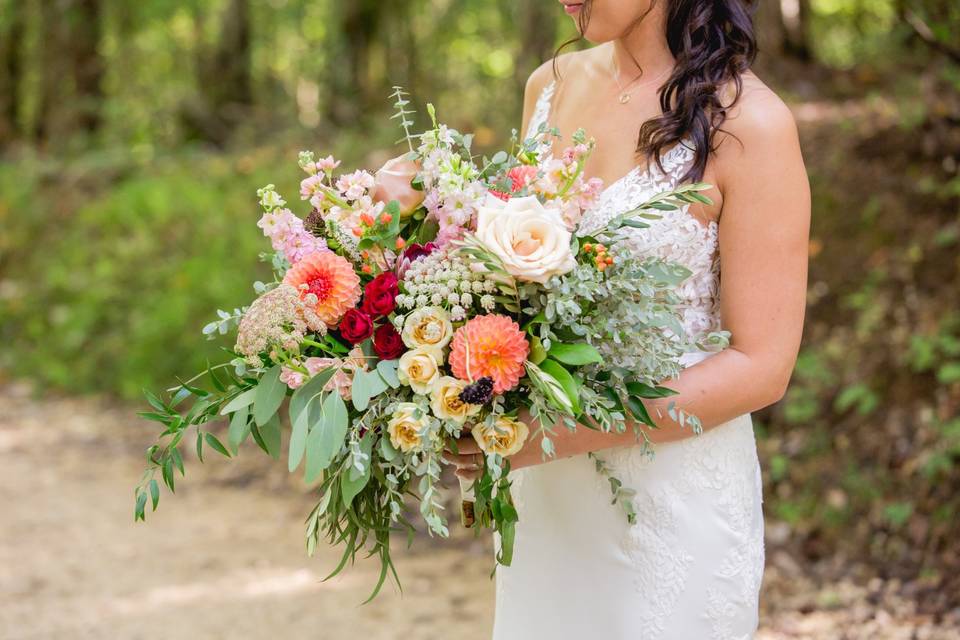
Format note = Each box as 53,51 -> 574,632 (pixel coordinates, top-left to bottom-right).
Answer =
180,0 -> 253,146
383,0 -> 419,98
325,0 -> 382,125
754,0 -> 786,62
33,0 -> 66,144
70,0 -> 104,133
783,0 -> 813,61
33,0 -> 104,145
0,0 -> 26,146
209,0 -> 253,114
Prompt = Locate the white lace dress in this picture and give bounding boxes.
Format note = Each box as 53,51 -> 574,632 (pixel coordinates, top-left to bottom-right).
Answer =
491,81 -> 765,640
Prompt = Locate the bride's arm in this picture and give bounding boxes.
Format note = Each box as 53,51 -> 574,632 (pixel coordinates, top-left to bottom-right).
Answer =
450,86 -> 810,472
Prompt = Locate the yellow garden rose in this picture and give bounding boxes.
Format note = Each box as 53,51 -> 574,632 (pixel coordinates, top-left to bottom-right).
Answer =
401,306 -> 453,350
397,346 -> 442,394
430,376 -> 482,425
472,415 -> 530,457
387,402 -> 429,453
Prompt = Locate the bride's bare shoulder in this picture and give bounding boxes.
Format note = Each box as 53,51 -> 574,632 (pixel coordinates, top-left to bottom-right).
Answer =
718,71 -> 799,153
523,50 -> 578,130
524,46 -> 600,101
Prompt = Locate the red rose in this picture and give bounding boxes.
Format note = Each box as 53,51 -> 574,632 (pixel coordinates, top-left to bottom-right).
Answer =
338,308 -> 374,345
372,323 -> 405,360
361,272 -> 399,317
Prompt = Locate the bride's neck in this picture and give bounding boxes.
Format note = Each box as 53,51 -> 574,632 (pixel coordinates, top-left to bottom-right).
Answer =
609,15 -> 675,81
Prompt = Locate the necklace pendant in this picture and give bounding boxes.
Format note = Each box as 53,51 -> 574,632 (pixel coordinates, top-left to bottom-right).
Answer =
619,93 -> 630,104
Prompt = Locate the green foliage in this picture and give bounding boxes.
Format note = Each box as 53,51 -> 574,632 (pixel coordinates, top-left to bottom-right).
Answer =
0,152 -> 287,397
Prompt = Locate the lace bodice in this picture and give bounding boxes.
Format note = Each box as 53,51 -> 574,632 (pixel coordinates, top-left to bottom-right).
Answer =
528,80 -> 722,349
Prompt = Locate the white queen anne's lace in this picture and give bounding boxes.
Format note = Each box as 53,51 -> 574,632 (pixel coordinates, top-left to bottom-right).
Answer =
493,80 -> 764,640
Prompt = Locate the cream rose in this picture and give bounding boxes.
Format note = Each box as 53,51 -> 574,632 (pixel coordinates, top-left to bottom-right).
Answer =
397,346 -> 442,394
401,306 -> 453,350
387,402 -> 429,453
372,155 -> 424,219
475,194 -> 576,284
472,415 -> 530,457
430,376 -> 482,425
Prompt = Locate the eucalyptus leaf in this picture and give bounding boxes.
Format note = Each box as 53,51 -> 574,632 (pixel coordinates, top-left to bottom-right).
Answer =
626,381 -> 678,399
227,404 -> 251,454
253,366 -> 286,426
341,433 -> 374,507
376,359 -> 401,388
258,413 -> 282,459
379,435 -> 399,462
305,392 -> 349,483
352,368 -> 389,411
289,368 -> 335,422
205,432 -> 232,458
149,479 -> 159,511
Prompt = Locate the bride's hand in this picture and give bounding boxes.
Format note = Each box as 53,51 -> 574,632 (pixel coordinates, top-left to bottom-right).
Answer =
443,432 -> 484,481
444,417 -> 542,480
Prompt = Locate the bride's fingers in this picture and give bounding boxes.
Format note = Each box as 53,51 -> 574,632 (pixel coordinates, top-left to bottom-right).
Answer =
443,436 -> 482,456
442,451 -> 483,468
455,467 -> 481,482
453,437 -> 482,456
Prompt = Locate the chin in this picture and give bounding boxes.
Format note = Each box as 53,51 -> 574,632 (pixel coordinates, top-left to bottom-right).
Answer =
567,0 -> 655,44
579,22 -> 623,45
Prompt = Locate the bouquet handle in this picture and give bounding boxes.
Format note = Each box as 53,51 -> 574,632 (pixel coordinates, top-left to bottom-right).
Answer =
459,476 -> 476,528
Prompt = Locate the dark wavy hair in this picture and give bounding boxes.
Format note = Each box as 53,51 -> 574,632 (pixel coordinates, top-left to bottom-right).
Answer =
558,0 -> 757,183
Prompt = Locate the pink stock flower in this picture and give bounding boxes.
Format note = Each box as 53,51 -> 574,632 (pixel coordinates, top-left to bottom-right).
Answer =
315,155 -> 341,173
336,170 -> 376,202
257,208 -> 327,264
280,367 -> 306,389
300,175 -> 324,200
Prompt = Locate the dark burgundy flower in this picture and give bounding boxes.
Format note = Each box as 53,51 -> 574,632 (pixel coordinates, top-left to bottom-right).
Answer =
459,377 -> 495,405
372,323 -> 405,360
361,272 -> 399,317
402,242 -> 438,263
338,308 -> 374,345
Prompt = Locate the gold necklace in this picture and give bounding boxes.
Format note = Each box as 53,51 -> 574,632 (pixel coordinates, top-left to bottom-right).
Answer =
612,65 -> 671,104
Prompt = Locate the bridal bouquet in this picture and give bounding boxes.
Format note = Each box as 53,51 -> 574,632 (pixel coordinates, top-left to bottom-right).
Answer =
134,88 -> 722,600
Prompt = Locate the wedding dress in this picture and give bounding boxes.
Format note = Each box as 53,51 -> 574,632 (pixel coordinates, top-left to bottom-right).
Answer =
491,80 -> 765,640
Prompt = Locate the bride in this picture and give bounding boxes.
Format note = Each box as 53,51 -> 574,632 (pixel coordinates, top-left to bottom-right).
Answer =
447,0 -> 810,638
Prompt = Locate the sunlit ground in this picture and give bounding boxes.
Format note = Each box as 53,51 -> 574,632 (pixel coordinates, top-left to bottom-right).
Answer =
1,382 -> 957,640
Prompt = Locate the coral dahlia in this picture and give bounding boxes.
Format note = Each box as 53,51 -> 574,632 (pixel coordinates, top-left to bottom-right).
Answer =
449,314 -> 529,394
282,251 -> 361,327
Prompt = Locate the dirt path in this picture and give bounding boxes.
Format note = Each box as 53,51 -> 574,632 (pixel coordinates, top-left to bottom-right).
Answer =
1,383 -> 957,640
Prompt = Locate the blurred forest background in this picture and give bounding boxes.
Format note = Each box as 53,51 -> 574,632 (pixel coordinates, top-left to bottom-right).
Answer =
1,0 -> 960,635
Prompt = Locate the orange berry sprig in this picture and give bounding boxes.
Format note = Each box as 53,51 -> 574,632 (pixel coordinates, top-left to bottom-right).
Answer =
582,242 -> 614,272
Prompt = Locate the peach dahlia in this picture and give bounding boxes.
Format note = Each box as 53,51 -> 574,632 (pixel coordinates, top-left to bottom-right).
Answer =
282,251 -> 361,327
449,314 -> 529,394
